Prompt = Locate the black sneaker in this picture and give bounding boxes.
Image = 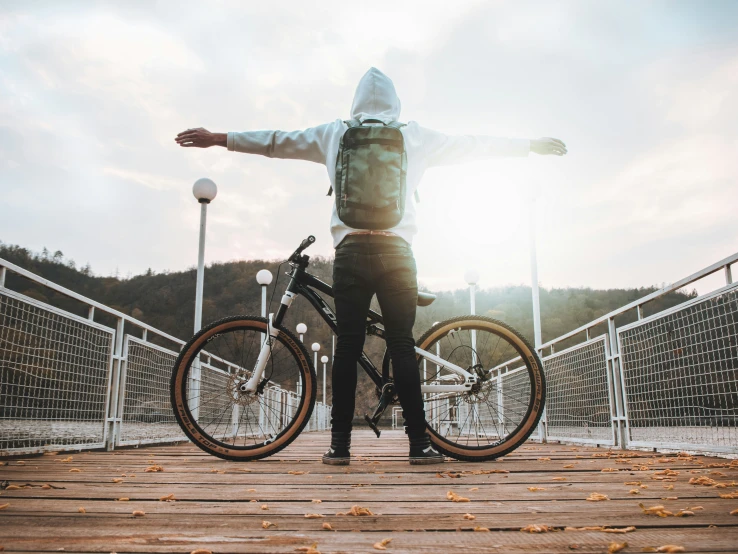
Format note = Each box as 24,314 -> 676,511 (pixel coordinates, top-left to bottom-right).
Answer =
408,434 -> 445,465
322,431 -> 351,466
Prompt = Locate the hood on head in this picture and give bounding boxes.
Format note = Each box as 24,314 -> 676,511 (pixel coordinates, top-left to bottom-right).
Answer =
350,67 -> 401,123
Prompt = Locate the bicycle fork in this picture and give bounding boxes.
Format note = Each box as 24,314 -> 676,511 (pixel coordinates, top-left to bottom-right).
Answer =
242,316 -> 280,394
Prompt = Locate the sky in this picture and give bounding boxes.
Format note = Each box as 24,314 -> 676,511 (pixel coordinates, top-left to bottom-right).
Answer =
1,0 -> 737,294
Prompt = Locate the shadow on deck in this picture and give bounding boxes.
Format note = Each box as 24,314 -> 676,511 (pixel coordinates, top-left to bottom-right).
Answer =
1,430 -> 737,553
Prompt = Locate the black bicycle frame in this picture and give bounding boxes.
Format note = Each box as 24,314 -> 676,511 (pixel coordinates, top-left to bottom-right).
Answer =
273,261 -> 385,389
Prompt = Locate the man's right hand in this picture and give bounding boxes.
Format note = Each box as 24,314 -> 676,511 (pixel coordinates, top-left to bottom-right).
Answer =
531,137 -> 567,156
175,128 -> 227,148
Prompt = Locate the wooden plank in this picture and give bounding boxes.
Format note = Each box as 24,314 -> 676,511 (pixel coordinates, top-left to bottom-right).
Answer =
1,430 -> 737,553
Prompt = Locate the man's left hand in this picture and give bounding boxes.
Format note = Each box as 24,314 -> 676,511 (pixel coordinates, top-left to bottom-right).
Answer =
175,128 -> 226,148
531,137 -> 567,156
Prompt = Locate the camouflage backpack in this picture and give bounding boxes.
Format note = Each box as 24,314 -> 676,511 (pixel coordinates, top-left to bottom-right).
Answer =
328,118 -> 407,230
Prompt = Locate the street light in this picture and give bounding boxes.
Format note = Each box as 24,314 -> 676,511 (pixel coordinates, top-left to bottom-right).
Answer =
256,269 -> 273,318
320,355 -> 329,403
296,323 -> 307,343
464,269 -> 479,365
310,342 -> 325,402
193,178 -> 217,333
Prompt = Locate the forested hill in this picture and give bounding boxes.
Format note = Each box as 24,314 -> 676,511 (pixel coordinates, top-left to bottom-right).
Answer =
1,242 -> 695,351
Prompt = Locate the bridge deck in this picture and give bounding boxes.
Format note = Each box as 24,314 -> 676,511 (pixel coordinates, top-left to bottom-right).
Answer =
1,430 -> 737,553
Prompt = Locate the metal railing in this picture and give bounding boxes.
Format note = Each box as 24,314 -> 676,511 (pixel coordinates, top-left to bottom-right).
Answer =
0,259 -> 330,455
537,252 -> 737,455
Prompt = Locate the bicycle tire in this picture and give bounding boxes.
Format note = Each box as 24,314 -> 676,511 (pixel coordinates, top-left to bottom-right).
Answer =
384,315 -> 546,461
170,315 -> 317,461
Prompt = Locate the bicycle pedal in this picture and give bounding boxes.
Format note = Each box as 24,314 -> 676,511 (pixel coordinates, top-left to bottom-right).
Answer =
364,414 -> 381,438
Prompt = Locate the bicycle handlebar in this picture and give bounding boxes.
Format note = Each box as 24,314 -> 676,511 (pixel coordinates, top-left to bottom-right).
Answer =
288,235 -> 316,262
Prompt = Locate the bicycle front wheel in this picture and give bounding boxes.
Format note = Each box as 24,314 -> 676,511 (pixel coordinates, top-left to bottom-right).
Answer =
401,316 -> 545,461
170,316 -> 316,461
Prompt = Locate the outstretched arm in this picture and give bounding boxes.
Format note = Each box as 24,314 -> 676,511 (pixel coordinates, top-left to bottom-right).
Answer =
419,126 -> 567,167
175,124 -> 333,164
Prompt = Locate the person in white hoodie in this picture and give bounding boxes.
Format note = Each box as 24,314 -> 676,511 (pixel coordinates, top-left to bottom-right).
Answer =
176,67 -> 566,464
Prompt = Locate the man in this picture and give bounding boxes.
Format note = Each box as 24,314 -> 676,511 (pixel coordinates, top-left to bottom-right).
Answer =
176,67 -> 566,465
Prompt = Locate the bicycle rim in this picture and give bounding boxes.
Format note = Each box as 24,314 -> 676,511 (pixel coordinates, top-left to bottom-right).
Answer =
170,316 -> 316,461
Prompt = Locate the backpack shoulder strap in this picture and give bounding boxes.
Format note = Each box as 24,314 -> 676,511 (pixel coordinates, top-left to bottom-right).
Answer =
387,121 -> 406,130
344,119 -> 361,128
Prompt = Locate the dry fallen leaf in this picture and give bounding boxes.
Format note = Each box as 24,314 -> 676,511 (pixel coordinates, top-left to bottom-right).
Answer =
639,503 -> 673,517
312,499 -> 322,503
689,476 -> 716,486
0,504 -> 8,510
132,510 -> 145,517
473,526 -> 490,532
262,520 -> 277,529
731,508 -> 738,516
719,491 -> 738,499
337,505 -> 374,516
159,493 -> 176,502
586,493 -> 609,502
78,507 -> 86,514
145,465 -> 164,473
4,485 -> 21,490
117,497 -> 129,501
468,487 -> 479,491
563,464 -> 575,468
321,522 -> 333,530
674,510 -> 694,517
521,524 -> 553,533
608,542 -> 627,553
68,468 -> 82,473
373,538 -> 392,550
603,527 -> 636,534
552,477 -> 567,481
305,513 -> 324,519
446,491 -> 470,502
528,487 -> 546,492
629,489 -> 640,495
656,546 -> 685,553
112,478 -> 124,483
288,470 -> 306,475
601,468 -> 618,472
190,550 -> 213,554
463,513 -> 476,520
538,457 -> 551,462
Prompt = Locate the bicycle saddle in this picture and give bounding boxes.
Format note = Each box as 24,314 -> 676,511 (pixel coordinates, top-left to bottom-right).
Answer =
417,291 -> 436,307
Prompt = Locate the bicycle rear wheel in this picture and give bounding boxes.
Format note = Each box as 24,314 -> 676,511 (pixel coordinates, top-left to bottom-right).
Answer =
387,315 -> 545,461
170,316 -> 316,461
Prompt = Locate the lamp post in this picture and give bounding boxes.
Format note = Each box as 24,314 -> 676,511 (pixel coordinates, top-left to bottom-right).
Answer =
464,269 -> 479,365
320,355 -> 329,403
311,342 -> 321,410
192,178 -> 217,333
296,323 -> 307,343
256,269 -> 273,318
529,191 -> 543,351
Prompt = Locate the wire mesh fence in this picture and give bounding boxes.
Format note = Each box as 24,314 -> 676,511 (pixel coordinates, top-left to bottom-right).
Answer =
619,283 -> 738,452
118,337 -> 184,446
542,335 -> 614,444
0,289 -> 113,453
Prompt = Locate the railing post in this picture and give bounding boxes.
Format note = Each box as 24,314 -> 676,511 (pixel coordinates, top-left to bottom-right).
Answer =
536,350 -> 547,443
726,264 -> 733,285
0,266 -> 6,287
607,317 -> 628,449
106,317 -> 125,450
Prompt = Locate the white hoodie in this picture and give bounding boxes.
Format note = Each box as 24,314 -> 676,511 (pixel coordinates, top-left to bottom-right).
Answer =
227,67 -> 530,248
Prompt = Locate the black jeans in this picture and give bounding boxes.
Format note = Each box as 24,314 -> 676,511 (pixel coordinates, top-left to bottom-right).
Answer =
330,235 -> 426,436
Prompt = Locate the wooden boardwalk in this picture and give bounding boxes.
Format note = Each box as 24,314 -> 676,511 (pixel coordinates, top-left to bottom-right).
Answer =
1,430 -> 737,553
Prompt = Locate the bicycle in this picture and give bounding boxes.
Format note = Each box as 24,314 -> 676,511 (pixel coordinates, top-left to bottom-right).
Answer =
171,235 -> 546,462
